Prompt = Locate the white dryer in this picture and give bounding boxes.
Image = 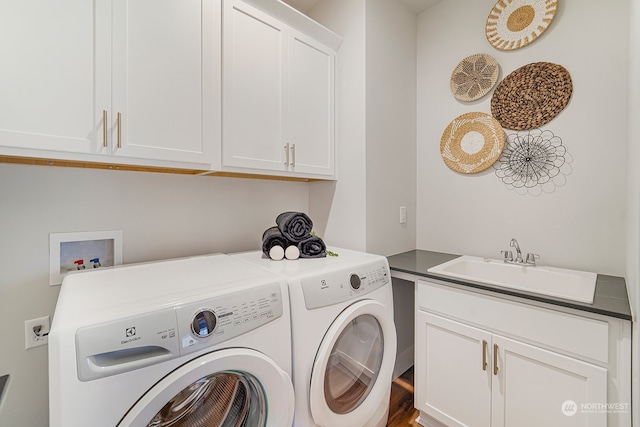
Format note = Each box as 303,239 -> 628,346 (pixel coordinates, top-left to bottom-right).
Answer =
232,247 -> 397,427
49,254 -> 295,427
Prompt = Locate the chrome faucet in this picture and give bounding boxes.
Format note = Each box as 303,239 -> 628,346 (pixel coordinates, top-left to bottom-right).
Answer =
510,238 -> 523,263
501,238 -> 539,266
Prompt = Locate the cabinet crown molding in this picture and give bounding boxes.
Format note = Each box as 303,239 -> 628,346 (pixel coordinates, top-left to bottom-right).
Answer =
238,0 -> 343,50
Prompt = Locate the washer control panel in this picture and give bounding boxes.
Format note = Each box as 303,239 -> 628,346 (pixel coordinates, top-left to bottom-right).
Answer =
300,260 -> 389,310
176,282 -> 283,356
191,309 -> 217,338
75,282 -> 283,381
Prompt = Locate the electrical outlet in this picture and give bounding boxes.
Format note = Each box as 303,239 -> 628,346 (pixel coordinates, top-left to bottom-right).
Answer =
24,316 -> 50,350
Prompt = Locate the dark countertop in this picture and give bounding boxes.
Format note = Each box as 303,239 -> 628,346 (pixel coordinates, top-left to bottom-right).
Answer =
387,250 -> 633,321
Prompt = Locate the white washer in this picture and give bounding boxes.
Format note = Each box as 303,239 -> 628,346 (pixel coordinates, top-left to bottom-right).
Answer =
232,247 -> 397,427
49,254 -> 295,427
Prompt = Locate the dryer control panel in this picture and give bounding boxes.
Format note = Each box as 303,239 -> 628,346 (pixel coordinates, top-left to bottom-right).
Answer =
300,259 -> 389,310
75,282 -> 283,381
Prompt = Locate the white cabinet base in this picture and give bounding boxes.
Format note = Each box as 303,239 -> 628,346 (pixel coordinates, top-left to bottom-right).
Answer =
415,279 -> 632,427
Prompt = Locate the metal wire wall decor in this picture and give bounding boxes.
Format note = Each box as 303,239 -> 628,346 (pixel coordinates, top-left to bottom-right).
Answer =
494,129 -> 571,194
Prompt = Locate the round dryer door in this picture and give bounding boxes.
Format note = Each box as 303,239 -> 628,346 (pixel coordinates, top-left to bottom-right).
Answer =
309,300 -> 397,426
117,348 -> 294,427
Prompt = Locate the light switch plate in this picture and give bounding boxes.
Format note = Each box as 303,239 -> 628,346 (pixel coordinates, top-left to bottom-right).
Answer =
400,206 -> 407,224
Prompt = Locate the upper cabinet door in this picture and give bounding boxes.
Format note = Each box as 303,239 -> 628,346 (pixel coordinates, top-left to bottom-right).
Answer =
222,0 -> 288,171
287,31 -> 335,176
222,0 -> 338,178
0,0 -> 109,155
111,0 -> 216,165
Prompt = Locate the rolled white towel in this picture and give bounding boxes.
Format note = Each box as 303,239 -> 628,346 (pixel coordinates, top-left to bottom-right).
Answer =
269,245 -> 285,261
285,245 -> 300,260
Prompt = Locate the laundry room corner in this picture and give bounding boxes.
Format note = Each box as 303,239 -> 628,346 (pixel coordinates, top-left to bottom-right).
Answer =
0,163 -> 310,427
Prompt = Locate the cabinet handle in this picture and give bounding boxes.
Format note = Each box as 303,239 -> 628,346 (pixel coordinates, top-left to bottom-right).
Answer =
290,143 -> 295,167
102,110 -> 108,148
116,112 -> 122,149
493,343 -> 499,376
284,143 -> 290,166
482,340 -> 488,371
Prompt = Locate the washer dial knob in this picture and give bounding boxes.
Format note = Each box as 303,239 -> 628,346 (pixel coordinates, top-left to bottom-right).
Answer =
191,309 -> 217,338
349,273 -> 362,290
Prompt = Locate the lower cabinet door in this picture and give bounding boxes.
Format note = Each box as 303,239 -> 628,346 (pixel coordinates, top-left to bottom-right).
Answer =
415,311 -> 492,427
491,334 -> 607,427
416,311 -> 608,427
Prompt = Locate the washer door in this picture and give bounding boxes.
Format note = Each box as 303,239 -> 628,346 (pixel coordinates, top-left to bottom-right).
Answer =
118,348 -> 294,427
309,300 -> 397,426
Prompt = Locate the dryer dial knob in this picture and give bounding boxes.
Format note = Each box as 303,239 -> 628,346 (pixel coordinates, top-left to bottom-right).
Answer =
349,273 -> 362,290
191,309 -> 217,338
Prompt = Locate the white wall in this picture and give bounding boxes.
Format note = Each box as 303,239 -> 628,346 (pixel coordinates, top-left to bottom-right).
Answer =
308,0 -> 418,257
417,0 -> 629,277
627,0 -> 639,424
364,0 -> 418,378
309,0 -> 368,251
0,164 -> 309,426
365,0 -> 417,257
308,0 -> 419,379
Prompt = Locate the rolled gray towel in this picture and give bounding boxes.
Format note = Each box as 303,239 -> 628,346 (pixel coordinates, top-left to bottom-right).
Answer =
276,211 -> 313,242
262,226 -> 290,257
298,235 -> 327,258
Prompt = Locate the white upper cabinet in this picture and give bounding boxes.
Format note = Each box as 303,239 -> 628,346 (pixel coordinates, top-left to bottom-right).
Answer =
2,0 -> 338,178
221,0 -> 340,179
0,0 -> 102,155
287,30 -> 335,176
109,0 -> 217,165
0,0 -> 219,169
222,1 -> 287,172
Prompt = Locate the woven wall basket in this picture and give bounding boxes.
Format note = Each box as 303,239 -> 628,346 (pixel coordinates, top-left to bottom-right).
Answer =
440,112 -> 505,174
486,0 -> 558,51
491,62 -> 572,131
450,53 -> 500,102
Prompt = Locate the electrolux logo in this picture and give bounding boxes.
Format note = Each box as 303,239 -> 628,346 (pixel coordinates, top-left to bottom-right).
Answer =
121,326 -> 141,345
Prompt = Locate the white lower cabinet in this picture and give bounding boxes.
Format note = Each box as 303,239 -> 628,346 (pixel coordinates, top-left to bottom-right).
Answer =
416,311 -> 607,427
492,335 -> 607,427
416,311 -> 492,427
415,279 -> 631,427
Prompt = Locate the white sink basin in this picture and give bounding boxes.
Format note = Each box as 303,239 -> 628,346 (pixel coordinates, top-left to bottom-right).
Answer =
427,256 -> 597,304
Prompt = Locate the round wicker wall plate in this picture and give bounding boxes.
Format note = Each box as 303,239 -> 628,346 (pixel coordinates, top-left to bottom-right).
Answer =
440,112 -> 505,174
486,0 -> 558,51
491,62 -> 572,130
450,53 -> 500,102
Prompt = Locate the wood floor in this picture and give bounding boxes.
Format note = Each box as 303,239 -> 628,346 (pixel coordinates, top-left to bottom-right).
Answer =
386,367 -> 421,427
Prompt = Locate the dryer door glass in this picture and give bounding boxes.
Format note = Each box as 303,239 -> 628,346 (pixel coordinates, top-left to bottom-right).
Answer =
147,371 -> 266,427
323,314 -> 384,414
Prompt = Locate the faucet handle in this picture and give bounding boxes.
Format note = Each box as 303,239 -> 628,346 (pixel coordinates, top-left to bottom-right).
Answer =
526,253 -> 540,265
501,250 -> 513,262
